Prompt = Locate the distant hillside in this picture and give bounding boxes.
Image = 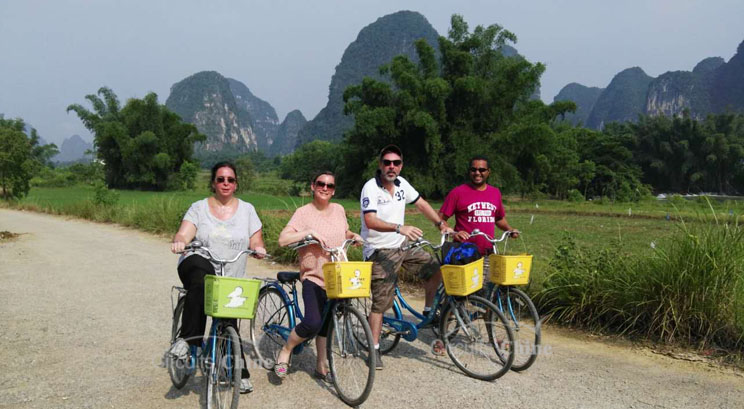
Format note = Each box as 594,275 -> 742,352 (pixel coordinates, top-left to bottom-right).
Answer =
271,110 -> 307,156
586,67 -> 654,129
54,134 -> 92,163
296,10 -> 440,147
711,41 -> 744,113
165,71 -> 259,152
556,39 -> 744,129
227,78 -> 279,151
553,83 -> 604,126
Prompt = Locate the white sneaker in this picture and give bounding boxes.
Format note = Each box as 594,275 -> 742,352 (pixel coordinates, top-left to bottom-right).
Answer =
170,338 -> 189,360
239,378 -> 253,394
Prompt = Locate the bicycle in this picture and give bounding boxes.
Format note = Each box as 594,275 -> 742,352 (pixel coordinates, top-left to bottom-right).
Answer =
354,235 -> 516,381
250,237 -> 376,407
469,229 -> 541,372
165,241 -> 263,409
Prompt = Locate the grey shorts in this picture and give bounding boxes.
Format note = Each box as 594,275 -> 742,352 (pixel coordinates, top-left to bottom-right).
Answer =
366,244 -> 440,313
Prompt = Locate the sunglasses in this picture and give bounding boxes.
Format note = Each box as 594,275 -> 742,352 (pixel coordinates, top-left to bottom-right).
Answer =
469,167 -> 489,173
382,159 -> 402,167
215,176 -> 237,184
314,181 -> 336,190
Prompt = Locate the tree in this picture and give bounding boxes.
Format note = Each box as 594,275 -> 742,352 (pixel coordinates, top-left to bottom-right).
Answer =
67,87 -> 205,190
280,140 -> 342,185
341,15 -> 568,198
0,118 -> 34,199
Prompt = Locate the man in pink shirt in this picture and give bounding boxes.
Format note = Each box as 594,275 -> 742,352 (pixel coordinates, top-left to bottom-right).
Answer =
438,155 -> 519,256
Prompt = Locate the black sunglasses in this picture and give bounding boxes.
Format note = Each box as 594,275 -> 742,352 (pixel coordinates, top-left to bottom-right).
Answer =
382,159 -> 402,167
469,167 -> 489,173
215,176 -> 237,184
314,181 -> 336,190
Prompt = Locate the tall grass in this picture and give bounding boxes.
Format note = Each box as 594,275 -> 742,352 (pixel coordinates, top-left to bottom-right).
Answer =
536,217 -> 744,352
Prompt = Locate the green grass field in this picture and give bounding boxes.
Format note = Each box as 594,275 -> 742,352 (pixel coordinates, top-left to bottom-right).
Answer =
6,185 -> 742,356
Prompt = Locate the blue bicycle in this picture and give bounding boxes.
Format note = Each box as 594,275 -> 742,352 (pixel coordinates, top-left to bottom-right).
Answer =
469,229 -> 541,372
166,242 -> 261,409
354,236 -> 516,381
250,237 -> 375,407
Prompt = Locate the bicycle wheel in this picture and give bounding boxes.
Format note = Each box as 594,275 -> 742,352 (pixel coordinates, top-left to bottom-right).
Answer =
439,295 -> 514,381
352,297 -> 401,355
327,303 -> 375,407
167,295 -> 190,389
250,287 -> 290,369
493,287 -> 540,371
205,325 -> 241,409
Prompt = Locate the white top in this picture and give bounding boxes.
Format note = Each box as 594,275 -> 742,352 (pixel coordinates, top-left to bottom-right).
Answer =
177,198 -> 262,278
360,173 -> 420,258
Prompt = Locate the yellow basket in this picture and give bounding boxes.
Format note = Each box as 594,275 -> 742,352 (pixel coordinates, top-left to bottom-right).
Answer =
322,261 -> 372,299
489,254 -> 532,285
440,258 -> 484,296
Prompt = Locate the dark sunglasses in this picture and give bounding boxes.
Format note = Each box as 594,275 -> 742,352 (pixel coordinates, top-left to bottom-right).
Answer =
314,181 -> 336,190
382,159 -> 402,167
469,167 -> 489,173
215,176 -> 236,184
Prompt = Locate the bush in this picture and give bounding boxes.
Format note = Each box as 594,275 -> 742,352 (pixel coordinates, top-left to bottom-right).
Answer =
566,189 -> 584,202
536,221 -> 744,351
93,182 -> 120,207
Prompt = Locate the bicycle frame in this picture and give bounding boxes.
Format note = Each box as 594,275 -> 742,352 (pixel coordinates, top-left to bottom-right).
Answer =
383,285 -> 447,342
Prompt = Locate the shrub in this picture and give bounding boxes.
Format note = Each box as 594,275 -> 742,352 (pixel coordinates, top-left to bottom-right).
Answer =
536,221 -> 744,351
93,182 -> 120,207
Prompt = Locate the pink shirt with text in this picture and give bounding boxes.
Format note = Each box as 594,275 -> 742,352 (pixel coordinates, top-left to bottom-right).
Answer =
439,184 -> 505,254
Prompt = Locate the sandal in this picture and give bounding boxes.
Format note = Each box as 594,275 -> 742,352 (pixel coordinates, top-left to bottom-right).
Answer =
313,369 -> 334,384
431,339 -> 446,356
273,362 -> 288,379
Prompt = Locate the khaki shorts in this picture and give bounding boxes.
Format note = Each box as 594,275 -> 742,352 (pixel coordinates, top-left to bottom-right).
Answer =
366,244 -> 440,313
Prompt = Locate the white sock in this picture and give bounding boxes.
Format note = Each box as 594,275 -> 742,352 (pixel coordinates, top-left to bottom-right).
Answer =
374,344 -> 380,350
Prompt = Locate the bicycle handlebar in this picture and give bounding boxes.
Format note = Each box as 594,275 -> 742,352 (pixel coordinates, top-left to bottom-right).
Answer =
184,240 -> 268,264
286,235 -> 363,262
468,229 -> 516,243
400,233 -> 450,252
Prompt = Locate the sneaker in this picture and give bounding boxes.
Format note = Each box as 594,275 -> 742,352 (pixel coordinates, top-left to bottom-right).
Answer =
239,378 -> 253,394
372,349 -> 383,370
170,338 -> 189,361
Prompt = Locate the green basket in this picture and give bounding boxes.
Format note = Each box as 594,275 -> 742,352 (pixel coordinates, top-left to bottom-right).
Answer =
204,275 -> 261,319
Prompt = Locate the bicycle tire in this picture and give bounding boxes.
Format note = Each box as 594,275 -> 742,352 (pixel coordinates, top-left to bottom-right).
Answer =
205,325 -> 241,409
167,295 -> 190,389
492,287 -> 540,371
439,295 -> 515,381
352,297 -> 401,355
327,303 -> 375,407
250,287 -> 290,370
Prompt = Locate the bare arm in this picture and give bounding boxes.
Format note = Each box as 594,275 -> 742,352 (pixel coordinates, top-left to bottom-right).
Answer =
277,225 -> 328,247
496,217 -> 519,239
171,220 -> 197,253
364,211 -> 423,241
249,229 -> 267,258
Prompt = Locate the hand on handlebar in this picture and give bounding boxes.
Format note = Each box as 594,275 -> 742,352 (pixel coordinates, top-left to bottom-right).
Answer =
453,231 -> 470,242
171,241 -> 187,254
399,225 -> 423,242
508,229 -> 520,239
252,246 -> 267,259
350,233 -> 364,247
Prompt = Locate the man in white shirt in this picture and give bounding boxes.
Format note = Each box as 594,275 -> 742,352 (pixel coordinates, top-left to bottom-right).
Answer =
360,145 -> 452,369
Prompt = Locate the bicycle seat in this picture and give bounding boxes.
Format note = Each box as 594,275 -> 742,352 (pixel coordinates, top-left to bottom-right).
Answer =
277,272 -> 300,283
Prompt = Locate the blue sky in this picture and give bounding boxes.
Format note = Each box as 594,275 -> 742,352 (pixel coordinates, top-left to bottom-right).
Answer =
1,0 -> 742,145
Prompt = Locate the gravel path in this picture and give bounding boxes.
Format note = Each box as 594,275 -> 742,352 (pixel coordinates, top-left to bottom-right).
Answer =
1,208 -> 742,409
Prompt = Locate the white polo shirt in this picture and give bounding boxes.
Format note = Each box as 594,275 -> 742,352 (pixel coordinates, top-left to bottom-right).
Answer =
360,173 -> 420,259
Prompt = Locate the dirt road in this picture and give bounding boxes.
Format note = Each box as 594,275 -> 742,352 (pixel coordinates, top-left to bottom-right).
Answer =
1,208 -> 741,409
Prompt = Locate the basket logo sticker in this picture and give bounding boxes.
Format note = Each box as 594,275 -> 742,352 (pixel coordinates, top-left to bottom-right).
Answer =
471,267 -> 480,288
225,286 -> 247,308
349,269 -> 363,290
512,262 -> 525,279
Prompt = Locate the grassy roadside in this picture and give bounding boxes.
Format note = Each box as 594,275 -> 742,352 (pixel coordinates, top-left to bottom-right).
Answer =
4,185 -> 742,361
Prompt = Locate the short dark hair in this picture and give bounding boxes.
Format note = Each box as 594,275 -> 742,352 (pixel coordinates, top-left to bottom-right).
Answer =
379,144 -> 403,160
209,161 -> 238,193
469,155 -> 489,169
312,170 -> 335,184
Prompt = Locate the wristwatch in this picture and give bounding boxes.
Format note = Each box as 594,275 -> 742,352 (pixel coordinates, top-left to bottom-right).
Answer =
434,220 -> 444,228
395,224 -> 401,234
